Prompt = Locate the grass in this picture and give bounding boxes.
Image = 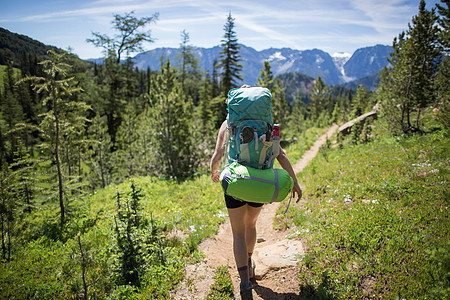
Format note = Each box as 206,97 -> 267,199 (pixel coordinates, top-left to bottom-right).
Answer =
1,174 -> 227,299
85,175 -> 227,246
207,265 -> 235,299
277,121 -> 449,299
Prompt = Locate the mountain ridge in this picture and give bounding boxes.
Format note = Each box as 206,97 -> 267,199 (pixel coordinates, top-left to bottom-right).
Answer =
132,44 -> 392,86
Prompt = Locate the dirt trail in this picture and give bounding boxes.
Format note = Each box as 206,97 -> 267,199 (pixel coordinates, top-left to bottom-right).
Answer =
172,125 -> 339,299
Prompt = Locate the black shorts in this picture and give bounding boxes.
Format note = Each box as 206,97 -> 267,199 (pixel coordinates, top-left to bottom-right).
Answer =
224,194 -> 264,209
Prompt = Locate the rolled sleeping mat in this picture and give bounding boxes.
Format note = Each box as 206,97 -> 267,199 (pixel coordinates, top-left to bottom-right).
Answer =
220,162 -> 294,203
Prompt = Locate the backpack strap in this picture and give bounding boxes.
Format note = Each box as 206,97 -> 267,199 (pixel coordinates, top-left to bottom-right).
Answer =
268,140 -> 280,166
221,126 -> 230,171
258,134 -> 273,168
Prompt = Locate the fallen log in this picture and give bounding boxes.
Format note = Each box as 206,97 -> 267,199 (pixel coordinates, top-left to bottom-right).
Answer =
338,110 -> 378,137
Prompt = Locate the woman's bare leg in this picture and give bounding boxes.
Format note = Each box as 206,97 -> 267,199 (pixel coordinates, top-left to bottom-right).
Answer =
228,204 -> 263,286
245,205 -> 263,255
228,206 -> 248,270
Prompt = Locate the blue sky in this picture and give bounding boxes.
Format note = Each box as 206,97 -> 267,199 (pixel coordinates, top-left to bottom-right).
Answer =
0,0 -> 441,59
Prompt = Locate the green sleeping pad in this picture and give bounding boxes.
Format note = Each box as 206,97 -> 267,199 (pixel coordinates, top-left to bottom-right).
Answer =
220,162 -> 294,203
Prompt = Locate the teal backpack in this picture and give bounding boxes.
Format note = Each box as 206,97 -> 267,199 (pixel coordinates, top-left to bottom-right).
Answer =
220,87 -> 293,206
225,87 -> 280,170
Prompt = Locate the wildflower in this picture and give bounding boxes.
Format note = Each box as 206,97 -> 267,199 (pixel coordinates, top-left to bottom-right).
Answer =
344,195 -> 352,202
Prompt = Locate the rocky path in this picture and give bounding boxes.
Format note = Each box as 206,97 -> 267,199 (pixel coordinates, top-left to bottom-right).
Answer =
172,125 -> 339,299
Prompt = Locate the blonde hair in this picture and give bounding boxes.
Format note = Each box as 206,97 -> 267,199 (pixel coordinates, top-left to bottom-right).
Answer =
240,84 -> 251,88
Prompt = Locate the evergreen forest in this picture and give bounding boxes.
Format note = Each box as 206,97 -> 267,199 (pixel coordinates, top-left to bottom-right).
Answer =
0,1 -> 448,298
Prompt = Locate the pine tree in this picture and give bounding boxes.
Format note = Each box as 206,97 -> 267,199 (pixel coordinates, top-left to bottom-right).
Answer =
176,30 -> 201,103
289,88 -> 305,135
256,61 -> 274,89
0,122 -> 6,167
148,60 -> 196,180
435,0 -> 450,128
113,104 -> 139,181
352,85 -> 369,118
58,96 -> 91,194
256,60 -> 291,132
198,71 -> 214,133
123,58 -> 140,111
194,72 -> 217,169
436,0 -> 449,50
88,113 -> 112,189
379,0 -> 441,133
219,13 -> 243,95
113,186 -> 143,287
209,59 -> 225,130
132,109 -> 154,177
1,63 -> 24,162
211,59 -> 221,98
309,76 -> 327,121
15,78 -> 36,152
271,78 -> 290,132
0,162 -> 15,261
331,102 -> 342,124
0,128 -> 39,262
19,50 -> 87,230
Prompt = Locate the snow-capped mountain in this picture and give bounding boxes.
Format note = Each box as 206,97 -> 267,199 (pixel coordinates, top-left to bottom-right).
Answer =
332,52 -> 352,82
344,45 -> 393,79
132,44 -> 393,86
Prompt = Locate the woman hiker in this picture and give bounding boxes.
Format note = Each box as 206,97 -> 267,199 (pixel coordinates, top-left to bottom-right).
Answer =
210,109 -> 302,299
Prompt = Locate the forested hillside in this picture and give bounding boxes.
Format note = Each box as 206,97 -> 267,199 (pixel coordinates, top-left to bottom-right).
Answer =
0,0 -> 448,298
0,27 -> 60,68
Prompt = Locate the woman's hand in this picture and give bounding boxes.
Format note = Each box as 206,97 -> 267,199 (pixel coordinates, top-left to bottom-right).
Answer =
292,182 -> 302,203
211,170 -> 220,183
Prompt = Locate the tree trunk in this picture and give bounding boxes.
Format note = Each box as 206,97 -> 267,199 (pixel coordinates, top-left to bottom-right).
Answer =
416,107 -> 422,129
99,145 -> 106,188
6,220 -> 11,261
1,216 -> 5,260
53,94 -> 65,230
77,234 -> 89,300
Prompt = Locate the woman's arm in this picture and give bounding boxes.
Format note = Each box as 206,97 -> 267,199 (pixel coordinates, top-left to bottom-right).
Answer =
276,146 -> 303,202
210,120 -> 227,183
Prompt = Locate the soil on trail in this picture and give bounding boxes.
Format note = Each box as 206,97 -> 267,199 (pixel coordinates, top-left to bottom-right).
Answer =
171,125 -> 339,299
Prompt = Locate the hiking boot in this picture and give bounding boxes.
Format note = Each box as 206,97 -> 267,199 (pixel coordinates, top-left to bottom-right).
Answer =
248,258 -> 256,280
239,282 -> 253,300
